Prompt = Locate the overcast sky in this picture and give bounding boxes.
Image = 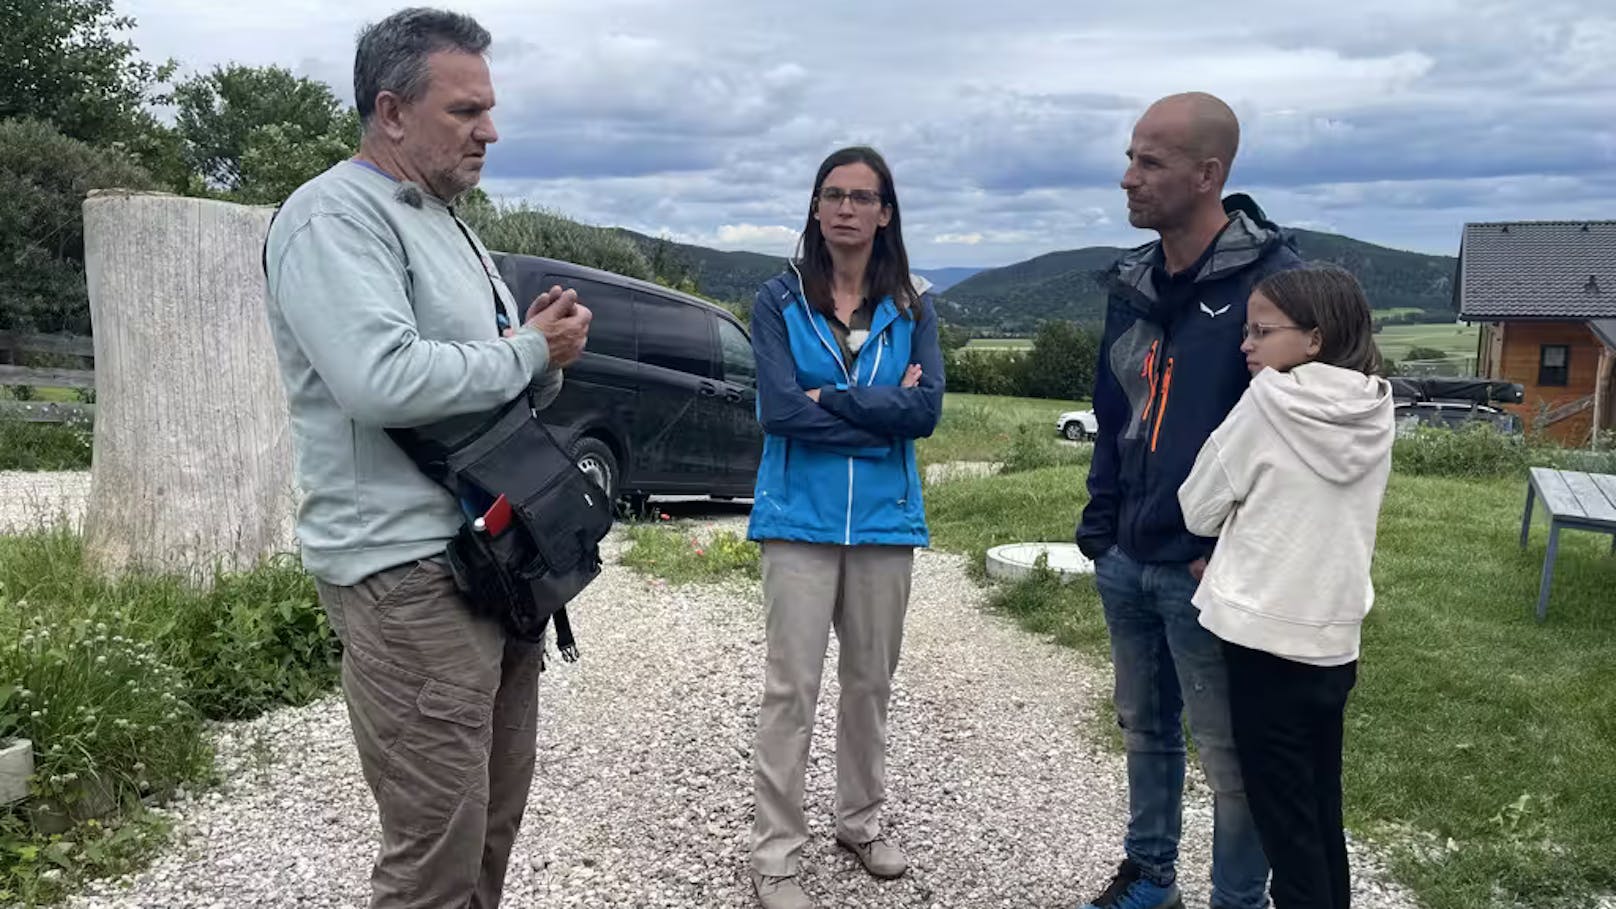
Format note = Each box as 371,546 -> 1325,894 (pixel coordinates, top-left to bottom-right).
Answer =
121,0 -> 1616,268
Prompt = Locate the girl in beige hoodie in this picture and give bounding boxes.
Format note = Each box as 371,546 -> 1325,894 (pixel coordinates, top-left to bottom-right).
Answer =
1177,264 -> 1394,909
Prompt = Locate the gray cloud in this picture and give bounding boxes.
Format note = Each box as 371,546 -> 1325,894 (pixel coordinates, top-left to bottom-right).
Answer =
120,0 -> 1616,265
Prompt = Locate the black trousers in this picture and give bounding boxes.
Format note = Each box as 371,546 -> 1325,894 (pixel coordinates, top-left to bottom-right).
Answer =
1223,640 -> 1358,909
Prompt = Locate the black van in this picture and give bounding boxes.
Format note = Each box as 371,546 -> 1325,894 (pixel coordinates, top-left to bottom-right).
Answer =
489,251 -> 763,514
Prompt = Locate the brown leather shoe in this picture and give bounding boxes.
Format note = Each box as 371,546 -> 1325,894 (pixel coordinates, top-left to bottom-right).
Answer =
836,834 -> 909,879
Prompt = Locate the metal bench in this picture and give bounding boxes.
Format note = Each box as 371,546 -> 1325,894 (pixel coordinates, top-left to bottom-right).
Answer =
1519,467 -> 1616,621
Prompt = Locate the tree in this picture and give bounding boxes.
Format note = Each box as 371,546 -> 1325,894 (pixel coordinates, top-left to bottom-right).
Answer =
233,111 -> 361,204
173,65 -> 358,200
937,322 -> 973,353
460,200 -> 655,280
0,118 -> 154,333
1022,320 -> 1100,401
0,0 -> 175,148
647,236 -> 697,289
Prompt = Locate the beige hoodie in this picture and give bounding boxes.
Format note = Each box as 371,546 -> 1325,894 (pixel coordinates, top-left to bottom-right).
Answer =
1177,361 -> 1395,666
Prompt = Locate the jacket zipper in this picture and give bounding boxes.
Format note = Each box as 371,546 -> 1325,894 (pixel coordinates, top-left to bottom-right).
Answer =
1140,340 -> 1161,427
798,292 -> 859,545
1151,358 -> 1175,452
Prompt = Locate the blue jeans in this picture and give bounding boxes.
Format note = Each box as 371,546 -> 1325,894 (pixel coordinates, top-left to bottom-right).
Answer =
1094,546 -> 1269,909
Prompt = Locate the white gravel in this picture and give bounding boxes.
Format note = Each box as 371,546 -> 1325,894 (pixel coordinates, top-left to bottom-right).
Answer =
0,470 -> 90,534
3,474 -> 1419,908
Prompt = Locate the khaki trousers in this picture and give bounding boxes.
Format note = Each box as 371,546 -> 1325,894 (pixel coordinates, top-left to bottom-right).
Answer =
317,558 -> 542,909
750,542 -> 914,876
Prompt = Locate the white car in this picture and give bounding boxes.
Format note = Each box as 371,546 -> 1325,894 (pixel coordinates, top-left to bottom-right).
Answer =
1056,409 -> 1098,442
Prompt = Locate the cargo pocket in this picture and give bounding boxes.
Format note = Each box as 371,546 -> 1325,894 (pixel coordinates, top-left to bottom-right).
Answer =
378,680 -> 495,832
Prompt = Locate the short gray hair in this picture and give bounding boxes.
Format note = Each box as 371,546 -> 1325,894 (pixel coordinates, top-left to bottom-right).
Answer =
354,7 -> 491,128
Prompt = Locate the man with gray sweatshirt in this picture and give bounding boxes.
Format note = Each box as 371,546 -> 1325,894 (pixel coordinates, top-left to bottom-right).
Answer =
262,9 -> 590,908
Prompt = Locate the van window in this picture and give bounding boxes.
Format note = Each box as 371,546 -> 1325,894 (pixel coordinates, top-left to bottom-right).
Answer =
637,295 -> 716,378
544,275 -> 635,361
717,319 -> 756,387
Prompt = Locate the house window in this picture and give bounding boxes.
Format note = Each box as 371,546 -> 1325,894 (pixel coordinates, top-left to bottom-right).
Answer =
1538,344 -> 1570,387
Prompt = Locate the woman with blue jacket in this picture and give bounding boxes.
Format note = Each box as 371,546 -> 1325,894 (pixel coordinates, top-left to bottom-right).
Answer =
746,146 -> 945,909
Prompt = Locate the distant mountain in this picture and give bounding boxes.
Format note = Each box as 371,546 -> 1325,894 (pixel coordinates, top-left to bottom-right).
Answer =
1286,228 -> 1457,315
613,229 -> 787,302
913,267 -> 986,292
613,229 -> 995,301
937,229 -> 1457,332
609,225 -> 1458,333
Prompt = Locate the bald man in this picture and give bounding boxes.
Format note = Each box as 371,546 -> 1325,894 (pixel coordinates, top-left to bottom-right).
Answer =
1075,93 -> 1300,909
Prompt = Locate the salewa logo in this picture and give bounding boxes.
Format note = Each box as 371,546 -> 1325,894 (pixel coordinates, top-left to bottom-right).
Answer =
1199,301 -> 1231,318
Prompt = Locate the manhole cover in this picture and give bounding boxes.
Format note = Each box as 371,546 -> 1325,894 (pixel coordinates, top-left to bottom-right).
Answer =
985,542 -> 1094,583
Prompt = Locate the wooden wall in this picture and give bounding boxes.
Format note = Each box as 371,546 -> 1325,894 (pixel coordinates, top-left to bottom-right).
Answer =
1490,322 -> 1608,443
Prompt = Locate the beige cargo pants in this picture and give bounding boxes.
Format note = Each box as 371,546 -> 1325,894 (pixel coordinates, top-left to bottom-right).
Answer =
316,557 -> 542,909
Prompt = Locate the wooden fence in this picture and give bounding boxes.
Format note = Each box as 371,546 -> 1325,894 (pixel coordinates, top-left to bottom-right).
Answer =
0,331 -> 96,423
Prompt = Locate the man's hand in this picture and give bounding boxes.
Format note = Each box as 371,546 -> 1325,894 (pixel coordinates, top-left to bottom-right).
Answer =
525,285 -> 570,323
524,285 -> 591,369
806,388 -> 821,403
1189,557 -> 1208,582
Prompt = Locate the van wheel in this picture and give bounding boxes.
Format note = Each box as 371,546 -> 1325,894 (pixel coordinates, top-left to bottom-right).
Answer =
1063,422 -> 1087,442
573,437 -> 618,500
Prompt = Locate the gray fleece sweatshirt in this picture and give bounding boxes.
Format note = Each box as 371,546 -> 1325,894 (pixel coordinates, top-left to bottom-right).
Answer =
264,160 -> 562,585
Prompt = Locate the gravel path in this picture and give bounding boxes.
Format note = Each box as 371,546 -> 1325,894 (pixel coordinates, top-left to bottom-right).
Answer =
5,474 -> 1417,908
0,470 -> 90,534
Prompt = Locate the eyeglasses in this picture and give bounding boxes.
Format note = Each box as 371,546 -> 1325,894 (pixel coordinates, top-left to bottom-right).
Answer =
818,187 -> 884,208
1242,322 -> 1308,341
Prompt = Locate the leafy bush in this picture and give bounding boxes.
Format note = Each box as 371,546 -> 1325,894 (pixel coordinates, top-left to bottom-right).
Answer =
1,533 -> 336,722
1021,320 -> 1099,401
1,612 -> 210,813
1393,424 -> 1616,479
0,531 -> 337,901
1403,346 -> 1449,361
1393,425 -> 1526,478
943,320 -> 1100,402
0,413 -> 94,471
944,349 -> 1028,396
152,555 -> 335,721
0,118 -> 155,335
1000,423 -> 1092,475
460,198 -> 655,280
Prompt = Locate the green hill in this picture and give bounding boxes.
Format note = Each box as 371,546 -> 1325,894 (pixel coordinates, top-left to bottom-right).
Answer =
613,229 -> 786,303
938,229 -> 1457,332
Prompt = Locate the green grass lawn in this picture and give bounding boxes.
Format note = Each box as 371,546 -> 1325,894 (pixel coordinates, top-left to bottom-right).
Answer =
0,387 -> 79,403
964,324 -> 1478,361
919,392 -> 1088,466
925,463 -> 1616,909
961,338 -> 1033,351
1378,323 -> 1480,362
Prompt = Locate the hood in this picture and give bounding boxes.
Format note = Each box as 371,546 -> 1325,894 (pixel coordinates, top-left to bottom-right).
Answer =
1112,193 -> 1293,309
1249,362 -> 1395,484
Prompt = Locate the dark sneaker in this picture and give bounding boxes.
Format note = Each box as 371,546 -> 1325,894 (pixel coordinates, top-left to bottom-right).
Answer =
1080,859 -> 1184,909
